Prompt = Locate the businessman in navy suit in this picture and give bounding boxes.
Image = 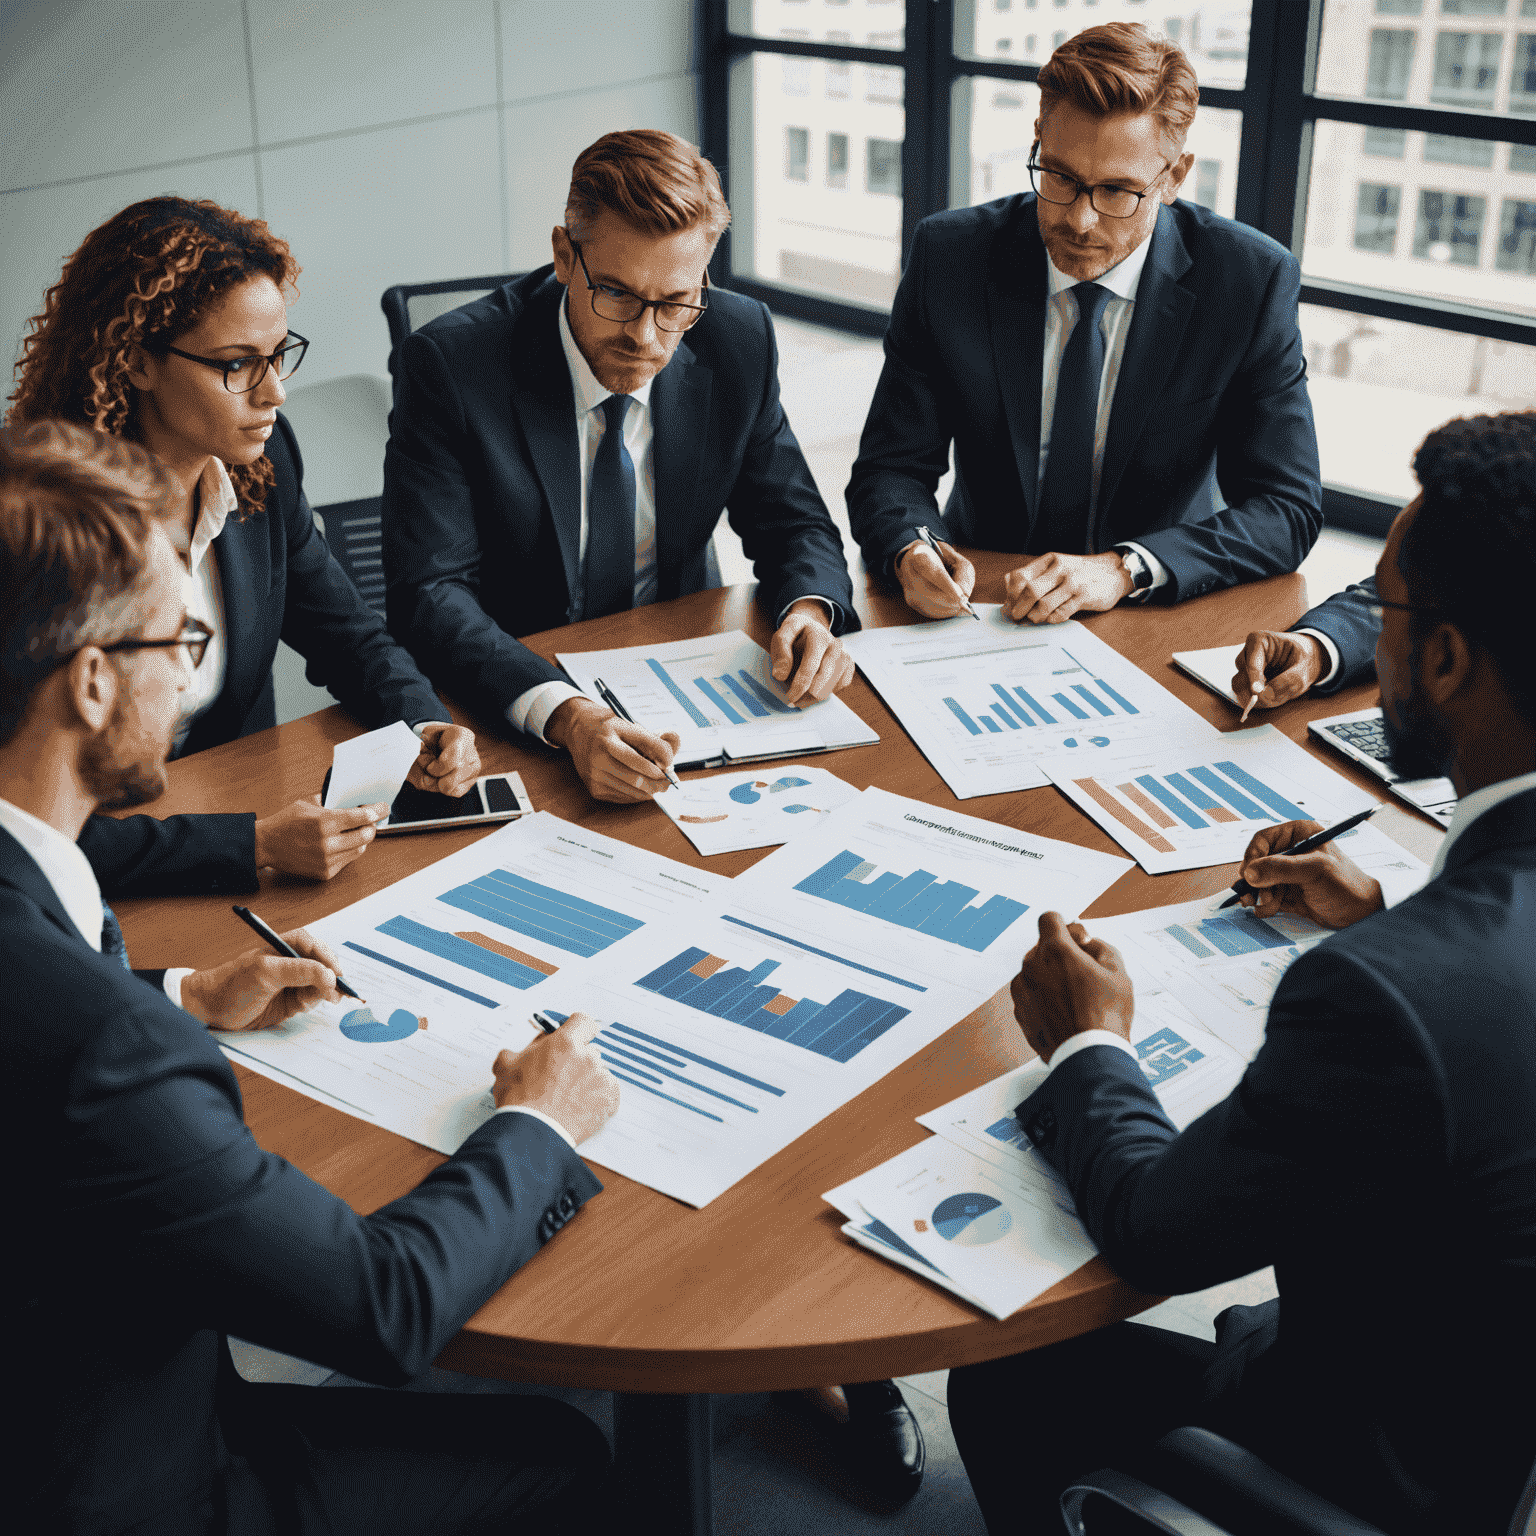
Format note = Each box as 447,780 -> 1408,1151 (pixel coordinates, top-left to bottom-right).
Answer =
1230,576 -> 1381,709
2,419 -> 619,1533
384,130 -> 859,806
849,24 -> 1320,626
947,412 -> 1536,1534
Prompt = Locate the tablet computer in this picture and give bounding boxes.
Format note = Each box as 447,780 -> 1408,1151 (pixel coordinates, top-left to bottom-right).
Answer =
319,770 -> 534,833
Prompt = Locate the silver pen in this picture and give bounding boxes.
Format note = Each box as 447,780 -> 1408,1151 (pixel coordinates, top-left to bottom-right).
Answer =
915,526 -> 980,619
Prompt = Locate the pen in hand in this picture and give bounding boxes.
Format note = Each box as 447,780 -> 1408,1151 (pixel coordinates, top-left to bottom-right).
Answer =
1219,806 -> 1377,908
231,904 -> 363,1000
594,676 -> 684,791
1238,681 -> 1262,725
916,526 -> 981,620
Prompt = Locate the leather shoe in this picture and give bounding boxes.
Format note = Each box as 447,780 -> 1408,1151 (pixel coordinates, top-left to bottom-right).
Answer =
842,1379 -> 925,1505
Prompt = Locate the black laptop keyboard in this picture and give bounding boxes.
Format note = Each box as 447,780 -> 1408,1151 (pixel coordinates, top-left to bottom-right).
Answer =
1323,716 -> 1389,761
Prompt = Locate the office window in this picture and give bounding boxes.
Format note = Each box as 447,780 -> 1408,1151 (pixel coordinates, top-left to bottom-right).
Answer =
1424,132 -> 1497,164
785,126 -> 810,181
992,88 -> 1025,107
1414,190 -> 1486,263
996,36 -> 1013,51
1498,199 -> 1536,269
782,55 -> 812,96
1376,0 -> 1422,11
1364,126 -> 1408,155
1053,29 -> 1066,45
1513,35 -> 1536,111
1355,183 -> 1403,251
1440,0 -> 1505,11
727,1 -> 901,47
1192,159 -> 1222,208
1365,29 -> 1417,97
827,60 -> 852,98
1513,142 -> 1536,170
1026,33 -> 1037,53
1430,32 -> 1503,106
1166,16 -> 1183,41
867,137 -> 902,195
996,0 -> 1012,8
866,64 -> 902,103
827,131 -> 849,188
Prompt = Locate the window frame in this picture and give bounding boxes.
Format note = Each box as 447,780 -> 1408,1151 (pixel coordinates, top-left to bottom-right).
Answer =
700,0 -> 1536,535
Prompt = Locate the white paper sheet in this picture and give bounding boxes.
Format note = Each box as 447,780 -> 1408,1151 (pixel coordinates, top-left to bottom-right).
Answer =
654,765 -> 860,856
841,607 -> 1219,799
556,630 -> 878,767
324,720 -> 422,813
1171,643 -> 1244,707
1040,724 -> 1379,874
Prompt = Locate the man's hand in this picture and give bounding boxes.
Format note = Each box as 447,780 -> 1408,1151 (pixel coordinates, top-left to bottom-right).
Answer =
895,538 -> 977,619
182,927 -> 345,1031
406,722 -> 480,797
770,601 -> 855,705
1010,911 -> 1135,1063
492,1010 -> 620,1144
1004,551 -> 1134,624
1235,820 -> 1384,929
1229,631 -> 1326,712
253,795 -> 387,879
547,697 -> 682,804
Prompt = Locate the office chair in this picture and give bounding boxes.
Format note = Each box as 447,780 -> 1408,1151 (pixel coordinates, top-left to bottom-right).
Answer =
380,273 -> 525,361
1061,1425 -> 1536,1535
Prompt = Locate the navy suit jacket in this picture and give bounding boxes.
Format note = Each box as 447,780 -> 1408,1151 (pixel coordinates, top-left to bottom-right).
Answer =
4,823 -> 600,1534
76,413 -> 449,900
1295,576 -> 1379,695
381,267 -> 858,720
848,196 -> 1322,598
1015,788 -> 1536,1534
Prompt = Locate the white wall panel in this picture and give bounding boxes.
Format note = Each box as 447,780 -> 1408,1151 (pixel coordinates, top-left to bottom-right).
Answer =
499,0 -> 692,102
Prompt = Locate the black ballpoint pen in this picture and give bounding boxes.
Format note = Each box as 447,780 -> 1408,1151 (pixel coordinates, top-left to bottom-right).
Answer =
231,904 -> 363,1000
594,675 -> 684,790
916,525 -> 981,620
1219,806 -> 1377,908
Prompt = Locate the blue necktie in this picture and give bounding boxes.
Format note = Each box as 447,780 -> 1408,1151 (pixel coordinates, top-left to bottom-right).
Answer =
100,901 -> 131,970
1034,281 -> 1113,555
582,393 -> 636,620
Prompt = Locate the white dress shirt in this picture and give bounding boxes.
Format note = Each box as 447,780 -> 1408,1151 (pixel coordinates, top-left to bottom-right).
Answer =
171,457 -> 234,755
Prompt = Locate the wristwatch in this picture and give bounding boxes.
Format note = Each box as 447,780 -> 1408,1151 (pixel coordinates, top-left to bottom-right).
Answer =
1113,544 -> 1154,597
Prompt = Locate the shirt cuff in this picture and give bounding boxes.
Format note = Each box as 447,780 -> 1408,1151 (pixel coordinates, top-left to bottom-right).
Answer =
777,595 -> 841,631
1118,542 -> 1169,592
409,720 -> 451,740
494,1103 -> 577,1149
163,966 -> 194,1010
1043,1029 -> 1140,1075
508,681 -> 588,745
1293,627 -> 1342,688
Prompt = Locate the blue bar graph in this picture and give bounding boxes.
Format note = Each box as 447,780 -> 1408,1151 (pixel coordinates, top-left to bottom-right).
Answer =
693,677 -> 744,724
1053,691 -> 1091,720
1212,761 -> 1310,822
793,849 -> 1028,953
944,697 -> 982,736
1061,650 -> 1141,715
645,658 -> 709,728
991,685 -> 1033,726
984,1114 -> 1030,1148
992,706 -> 1019,730
438,870 -> 643,957
720,674 -> 769,718
1188,766 -> 1269,821
1073,684 -> 1114,718
981,716 -> 1001,733
737,671 -> 795,714
718,915 -> 928,991
1015,687 -> 1056,724
341,941 -> 498,1008
1136,1025 -> 1205,1087
376,916 -> 554,990
1134,775 -> 1208,831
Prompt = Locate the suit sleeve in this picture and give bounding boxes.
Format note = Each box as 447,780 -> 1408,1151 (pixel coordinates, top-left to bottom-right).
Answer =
270,415 -> 452,729
1292,576 -> 1380,695
78,811 -> 259,897
76,990 -> 602,1384
722,303 -> 858,633
1014,946 -> 1444,1296
846,222 -> 957,577
1129,250 -> 1323,599
382,331 -> 568,719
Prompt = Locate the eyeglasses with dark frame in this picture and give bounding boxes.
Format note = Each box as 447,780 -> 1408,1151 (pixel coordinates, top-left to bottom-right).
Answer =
570,240 -> 709,332
152,333 -> 309,394
1027,149 -> 1173,219
95,619 -> 215,672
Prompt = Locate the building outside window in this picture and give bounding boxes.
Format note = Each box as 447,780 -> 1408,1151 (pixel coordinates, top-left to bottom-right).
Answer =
1364,125 -> 1409,154
1498,197 -> 1536,268
1366,28 -> 1417,95
1423,132 -> 1497,163
1194,158 -> 1222,207
1375,0 -> 1423,14
1430,30 -> 1504,105
1414,188 -> 1487,261
1512,33 -> 1536,109
1354,182 -> 1403,250
828,130 -> 849,188
1441,0 -> 1507,14
785,126 -> 810,181
867,136 -> 902,195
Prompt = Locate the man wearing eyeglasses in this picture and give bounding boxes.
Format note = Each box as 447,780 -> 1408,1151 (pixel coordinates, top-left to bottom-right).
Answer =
382,129 -> 859,805
848,23 -> 1321,625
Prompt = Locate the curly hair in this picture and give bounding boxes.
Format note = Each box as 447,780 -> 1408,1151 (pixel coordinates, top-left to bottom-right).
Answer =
7,196 -> 299,520
1401,410 -> 1536,727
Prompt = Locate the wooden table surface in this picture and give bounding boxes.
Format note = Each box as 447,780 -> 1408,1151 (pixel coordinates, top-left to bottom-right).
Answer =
114,552 -> 1434,1394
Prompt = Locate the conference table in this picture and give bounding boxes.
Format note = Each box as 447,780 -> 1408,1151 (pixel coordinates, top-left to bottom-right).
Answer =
113,552 -> 1438,1534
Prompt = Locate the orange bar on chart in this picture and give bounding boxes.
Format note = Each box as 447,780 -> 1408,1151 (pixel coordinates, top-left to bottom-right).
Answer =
455,931 -> 558,976
1118,781 -> 1178,829
690,954 -> 728,979
1076,779 -> 1177,854
762,994 -> 797,1016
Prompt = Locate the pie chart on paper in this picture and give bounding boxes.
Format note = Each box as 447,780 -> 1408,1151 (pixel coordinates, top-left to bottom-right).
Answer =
340,1006 -> 421,1043
932,1191 -> 1013,1246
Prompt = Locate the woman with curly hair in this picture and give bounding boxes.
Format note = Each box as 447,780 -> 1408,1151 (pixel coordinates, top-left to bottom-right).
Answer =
9,195 -> 480,891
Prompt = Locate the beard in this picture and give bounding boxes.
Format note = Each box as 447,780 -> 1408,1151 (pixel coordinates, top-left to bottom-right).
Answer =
1382,670 -> 1456,782
80,692 -> 172,811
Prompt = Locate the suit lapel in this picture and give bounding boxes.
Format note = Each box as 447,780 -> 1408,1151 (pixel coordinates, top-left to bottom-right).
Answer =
1095,206 -> 1195,541
650,341 -> 711,599
1443,786 -> 1536,877
988,207 -> 1047,545
0,824 -> 87,949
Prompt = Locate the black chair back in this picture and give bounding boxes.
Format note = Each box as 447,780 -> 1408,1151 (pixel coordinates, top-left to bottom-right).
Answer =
380,274 -> 525,359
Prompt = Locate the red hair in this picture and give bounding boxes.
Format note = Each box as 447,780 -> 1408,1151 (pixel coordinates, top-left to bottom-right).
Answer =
8,196 -> 300,520
1037,23 -> 1200,151
565,130 -> 730,243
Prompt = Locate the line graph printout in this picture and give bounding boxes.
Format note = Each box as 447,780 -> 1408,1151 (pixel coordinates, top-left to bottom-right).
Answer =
842,608 -> 1218,798
219,814 -> 729,1157
557,631 -> 877,767
1041,725 -> 1379,874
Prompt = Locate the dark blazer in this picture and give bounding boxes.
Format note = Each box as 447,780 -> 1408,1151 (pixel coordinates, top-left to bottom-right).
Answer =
381,266 -> 858,719
3,822 -> 601,1534
1294,576 -> 1379,695
77,413 -> 449,899
1015,787 -> 1536,1534
848,196 -> 1322,598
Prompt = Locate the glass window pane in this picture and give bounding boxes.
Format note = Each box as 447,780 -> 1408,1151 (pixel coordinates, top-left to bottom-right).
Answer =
1302,123 -> 1536,314
1300,304 -> 1536,499
728,52 -> 904,310
952,0 -> 1251,88
727,0 -> 904,49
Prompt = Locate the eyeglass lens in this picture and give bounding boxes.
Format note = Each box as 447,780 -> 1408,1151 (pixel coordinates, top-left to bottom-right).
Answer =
1032,167 -> 1142,218
590,291 -> 704,331
224,338 -> 307,393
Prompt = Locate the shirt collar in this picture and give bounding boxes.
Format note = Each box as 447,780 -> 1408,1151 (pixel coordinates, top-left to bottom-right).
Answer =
557,292 -> 655,417
1428,769 -> 1536,880
0,796 -> 103,950
1046,222 -> 1155,304
188,457 -> 237,575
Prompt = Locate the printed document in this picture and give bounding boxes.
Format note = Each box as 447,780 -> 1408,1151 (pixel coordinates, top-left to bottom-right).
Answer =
655,765 -> 860,856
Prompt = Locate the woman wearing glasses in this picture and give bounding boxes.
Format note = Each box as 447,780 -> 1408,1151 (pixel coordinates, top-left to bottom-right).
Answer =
8,196 -> 480,892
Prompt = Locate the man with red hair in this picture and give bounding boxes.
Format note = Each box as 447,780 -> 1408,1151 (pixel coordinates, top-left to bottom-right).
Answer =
849,23 -> 1321,626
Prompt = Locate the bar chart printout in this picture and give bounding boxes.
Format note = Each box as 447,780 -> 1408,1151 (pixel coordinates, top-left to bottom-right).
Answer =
792,848 -> 1029,954
436,869 -> 642,957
